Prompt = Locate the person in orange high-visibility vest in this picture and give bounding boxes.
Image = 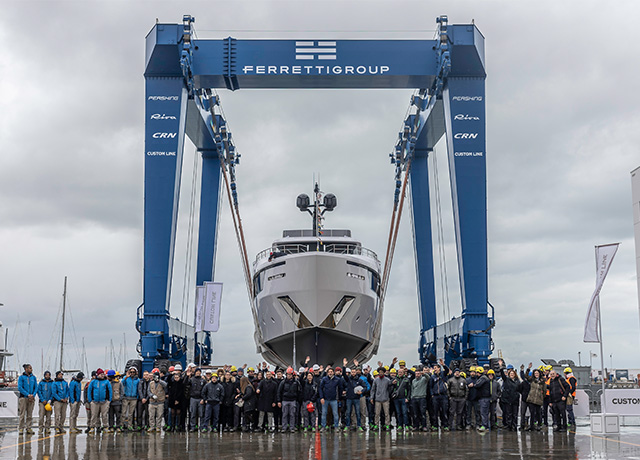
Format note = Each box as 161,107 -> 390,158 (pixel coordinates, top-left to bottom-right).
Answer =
543,366 -> 552,427
564,368 -> 577,429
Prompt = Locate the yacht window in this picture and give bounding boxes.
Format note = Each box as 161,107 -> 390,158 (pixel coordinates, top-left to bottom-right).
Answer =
277,296 -> 313,328
320,296 -> 356,328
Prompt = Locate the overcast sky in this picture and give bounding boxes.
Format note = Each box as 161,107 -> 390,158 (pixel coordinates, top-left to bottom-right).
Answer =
1,1 -> 639,376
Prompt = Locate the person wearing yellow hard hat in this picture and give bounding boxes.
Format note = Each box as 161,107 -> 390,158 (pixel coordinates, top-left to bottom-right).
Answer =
220,369 -> 238,432
469,366 -> 490,432
465,366 -> 481,430
486,370 -> 500,429
36,371 -> 54,434
447,367 -> 468,431
542,366 -> 553,428
409,367 -> 428,431
564,368 -> 577,429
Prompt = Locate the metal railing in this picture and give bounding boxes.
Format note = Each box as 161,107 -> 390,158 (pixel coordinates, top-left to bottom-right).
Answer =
254,243 -> 379,265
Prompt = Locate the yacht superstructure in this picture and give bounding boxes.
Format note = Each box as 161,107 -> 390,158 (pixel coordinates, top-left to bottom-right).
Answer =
251,185 -> 382,368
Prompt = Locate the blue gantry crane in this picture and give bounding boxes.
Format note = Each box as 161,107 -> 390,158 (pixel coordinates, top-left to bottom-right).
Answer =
138,14 -> 493,371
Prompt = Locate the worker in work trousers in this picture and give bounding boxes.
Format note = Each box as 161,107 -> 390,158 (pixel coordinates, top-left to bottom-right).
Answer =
564,368 -> 577,428
370,368 -> 391,429
429,363 -> 450,430
278,368 -> 301,432
52,371 -> 69,434
68,372 -> 84,433
36,371 -> 54,432
147,370 -> 168,432
487,370 -> 500,429
87,369 -> 112,432
137,371 -> 151,429
18,363 -> 38,435
107,370 -> 122,431
121,367 -> 140,430
188,369 -> 206,431
470,368 -> 490,431
447,369 -> 468,430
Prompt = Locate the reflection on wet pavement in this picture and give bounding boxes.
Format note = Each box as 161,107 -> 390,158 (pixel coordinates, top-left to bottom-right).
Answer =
4,426 -> 640,459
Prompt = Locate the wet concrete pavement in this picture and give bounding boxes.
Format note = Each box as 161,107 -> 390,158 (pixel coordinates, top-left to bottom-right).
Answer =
3,425 -> 640,459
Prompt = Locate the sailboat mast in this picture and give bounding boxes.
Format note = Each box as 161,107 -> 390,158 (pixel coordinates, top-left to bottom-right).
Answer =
59,276 -> 67,372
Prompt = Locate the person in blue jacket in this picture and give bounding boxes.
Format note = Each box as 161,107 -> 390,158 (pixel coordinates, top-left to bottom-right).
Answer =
121,367 -> 140,431
17,363 -> 37,435
319,367 -> 345,431
68,372 -> 84,433
87,369 -> 112,433
52,371 -> 69,434
37,371 -> 54,432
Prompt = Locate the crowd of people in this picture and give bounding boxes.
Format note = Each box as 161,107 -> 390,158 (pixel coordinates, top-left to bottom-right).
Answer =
16,357 -> 578,436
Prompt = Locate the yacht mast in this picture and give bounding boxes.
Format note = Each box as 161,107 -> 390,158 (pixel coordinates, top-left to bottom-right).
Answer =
59,276 -> 67,372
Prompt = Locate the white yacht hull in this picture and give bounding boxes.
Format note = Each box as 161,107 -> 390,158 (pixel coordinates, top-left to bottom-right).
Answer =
252,251 -> 381,368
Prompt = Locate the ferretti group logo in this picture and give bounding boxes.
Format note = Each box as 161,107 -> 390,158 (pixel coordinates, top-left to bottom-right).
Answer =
240,40 -> 390,76
295,41 -> 337,60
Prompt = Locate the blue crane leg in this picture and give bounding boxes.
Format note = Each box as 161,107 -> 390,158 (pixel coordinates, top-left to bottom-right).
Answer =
195,154 -> 222,286
442,77 -> 490,363
142,77 -> 188,372
193,154 -> 221,366
409,152 -> 438,361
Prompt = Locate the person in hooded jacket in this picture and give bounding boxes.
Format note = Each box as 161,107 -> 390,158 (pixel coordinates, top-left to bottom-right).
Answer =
525,366 -> 545,431
257,370 -> 278,432
52,371 -> 69,434
167,371 -> 186,431
68,372 -> 84,434
240,376 -> 258,432
498,363 -> 520,431
37,371 -> 54,433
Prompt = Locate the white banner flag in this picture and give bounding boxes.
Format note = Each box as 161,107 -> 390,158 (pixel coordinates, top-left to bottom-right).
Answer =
194,286 -> 205,333
584,243 -> 619,342
203,282 -> 223,332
